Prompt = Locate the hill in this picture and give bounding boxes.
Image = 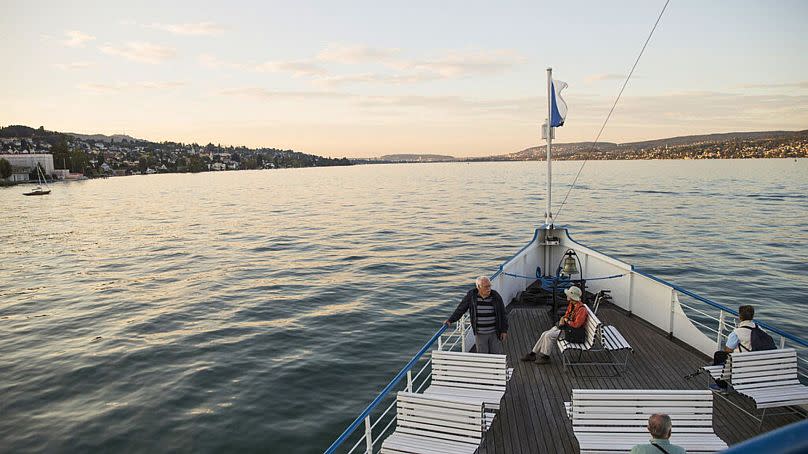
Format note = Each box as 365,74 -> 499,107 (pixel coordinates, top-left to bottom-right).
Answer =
506,130 -> 808,161
67,132 -> 142,143
0,124 -> 352,175
378,154 -> 456,162
0,125 -> 66,144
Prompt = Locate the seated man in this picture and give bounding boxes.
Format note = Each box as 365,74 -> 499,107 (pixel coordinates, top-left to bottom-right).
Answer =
709,304 -> 776,391
630,414 -> 686,454
521,286 -> 587,364
723,304 -> 774,353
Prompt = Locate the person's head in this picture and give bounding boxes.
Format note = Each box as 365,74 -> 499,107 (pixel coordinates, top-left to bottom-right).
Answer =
739,305 -> 754,321
476,276 -> 492,297
564,286 -> 582,304
647,414 -> 672,439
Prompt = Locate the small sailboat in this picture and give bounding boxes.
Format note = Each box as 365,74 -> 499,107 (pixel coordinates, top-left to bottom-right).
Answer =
23,164 -> 51,196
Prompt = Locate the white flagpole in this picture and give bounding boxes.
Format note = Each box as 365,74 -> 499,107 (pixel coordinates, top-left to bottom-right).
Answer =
545,67 -> 553,227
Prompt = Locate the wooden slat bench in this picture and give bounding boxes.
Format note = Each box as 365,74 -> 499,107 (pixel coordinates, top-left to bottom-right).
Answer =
557,304 -> 632,373
566,389 -> 728,454
729,348 -> 808,415
380,392 -> 484,454
423,350 -> 507,413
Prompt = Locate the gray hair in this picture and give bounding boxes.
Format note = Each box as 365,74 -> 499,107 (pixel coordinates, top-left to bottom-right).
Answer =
475,276 -> 490,288
647,414 -> 672,439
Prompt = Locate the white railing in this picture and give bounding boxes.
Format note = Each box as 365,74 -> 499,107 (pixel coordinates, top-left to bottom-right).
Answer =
677,296 -> 808,382
557,227 -> 808,383
332,314 -> 470,454
488,226 -> 808,384
327,226 -> 808,453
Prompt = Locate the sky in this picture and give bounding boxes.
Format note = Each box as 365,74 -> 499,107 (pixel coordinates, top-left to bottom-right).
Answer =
1,0 -> 806,158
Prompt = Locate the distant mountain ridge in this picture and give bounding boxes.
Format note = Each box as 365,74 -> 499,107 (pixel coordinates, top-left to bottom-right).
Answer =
0,125 -> 143,144
378,154 -> 456,162
506,129 -> 808,160
372,130 -> 807,162
67,132 -> 142,143
2,124 -> 805,162
0,124 -> 353,173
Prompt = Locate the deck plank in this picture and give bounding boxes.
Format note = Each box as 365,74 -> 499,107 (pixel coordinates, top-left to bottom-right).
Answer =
477,297 -> 803,453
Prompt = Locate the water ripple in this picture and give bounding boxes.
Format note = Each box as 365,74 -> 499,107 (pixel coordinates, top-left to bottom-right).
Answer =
1,159 -> 806,452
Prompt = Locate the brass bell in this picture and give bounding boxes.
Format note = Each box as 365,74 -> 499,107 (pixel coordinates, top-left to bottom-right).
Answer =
561,251 -> 578,276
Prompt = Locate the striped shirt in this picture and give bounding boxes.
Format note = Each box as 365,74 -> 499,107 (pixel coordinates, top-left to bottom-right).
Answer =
475,294 -> 497,334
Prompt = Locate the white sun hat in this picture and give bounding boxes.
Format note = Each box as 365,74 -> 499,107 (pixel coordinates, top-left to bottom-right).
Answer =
564,286 -> 582,302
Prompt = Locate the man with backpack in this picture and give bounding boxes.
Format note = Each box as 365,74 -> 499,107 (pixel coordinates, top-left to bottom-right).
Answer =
723,305 -> 776,353
710,304 -> 776,391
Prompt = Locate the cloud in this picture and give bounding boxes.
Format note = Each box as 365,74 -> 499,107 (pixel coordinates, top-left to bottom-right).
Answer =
575,90 -> 808,129
199,54 -> 326,77
217,87 -> 538,113
63,30 -> 96,47
78,81 -> 187,93
219,87 -> 350,100
55,61 -> 94,70
198,53 -> 244,70
585,73 -> 626,83
254,60 -> 327,77
313,48 -> 526,87
316,43 -> 400,64
357,94 -> 544,117
99,42 -> 177,64
147,22 -> 225,36
391,50 -> 525,78
314,73 -> 439,87
737,81 -> 808,90
316,44 -> 524,78
199,45 -> 524,88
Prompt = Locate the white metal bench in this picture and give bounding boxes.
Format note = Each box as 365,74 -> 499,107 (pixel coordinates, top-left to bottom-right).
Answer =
566,389 -> 728,454
557,304 -> 632,373
380,392 -> 484,454
700,363 -> 729,382
423,350 -> 507,413
729,348 -> 808,418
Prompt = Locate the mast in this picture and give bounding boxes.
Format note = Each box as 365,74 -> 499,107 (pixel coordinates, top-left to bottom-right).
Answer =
545,67 -> 553,227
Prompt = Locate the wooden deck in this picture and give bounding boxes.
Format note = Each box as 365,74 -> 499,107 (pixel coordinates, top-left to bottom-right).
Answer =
477,298 -> 804,454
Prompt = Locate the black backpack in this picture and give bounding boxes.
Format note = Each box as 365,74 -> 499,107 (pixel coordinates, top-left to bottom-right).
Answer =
740,325 -> 777,351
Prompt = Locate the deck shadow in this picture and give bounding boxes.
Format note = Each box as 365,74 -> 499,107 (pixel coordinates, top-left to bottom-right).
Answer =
477,302 -> 803,453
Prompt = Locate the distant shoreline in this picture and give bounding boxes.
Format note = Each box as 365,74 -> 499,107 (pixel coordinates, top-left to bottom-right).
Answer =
1,125 -> 805,184
3,156 -> 805,188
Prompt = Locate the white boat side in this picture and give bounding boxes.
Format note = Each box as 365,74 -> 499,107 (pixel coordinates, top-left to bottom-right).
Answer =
490,226 -> 808,359
326,226 -> 808,454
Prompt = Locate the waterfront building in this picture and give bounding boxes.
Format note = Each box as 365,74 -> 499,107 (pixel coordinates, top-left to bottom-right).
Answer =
0,153 -> 55,175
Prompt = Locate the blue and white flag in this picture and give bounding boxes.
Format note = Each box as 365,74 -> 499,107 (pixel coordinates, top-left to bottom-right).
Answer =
550,79 -> 568,127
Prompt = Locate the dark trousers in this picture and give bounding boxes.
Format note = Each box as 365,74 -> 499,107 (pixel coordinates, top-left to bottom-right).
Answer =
712,351 -> 729,388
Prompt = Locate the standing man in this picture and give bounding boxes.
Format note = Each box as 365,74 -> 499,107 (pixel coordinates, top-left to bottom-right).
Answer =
444,276 -> 508,354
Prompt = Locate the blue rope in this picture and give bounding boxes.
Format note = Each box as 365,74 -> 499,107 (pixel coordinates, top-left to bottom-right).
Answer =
502,271 -> 625,281
501,271 -> 541,280
585,273 -> 626,281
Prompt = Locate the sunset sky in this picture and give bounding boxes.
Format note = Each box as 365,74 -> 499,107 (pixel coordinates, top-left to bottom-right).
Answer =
2,0 -> 806,158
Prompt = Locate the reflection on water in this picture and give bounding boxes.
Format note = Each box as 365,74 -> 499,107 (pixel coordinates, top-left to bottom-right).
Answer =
1,159 -> 807,452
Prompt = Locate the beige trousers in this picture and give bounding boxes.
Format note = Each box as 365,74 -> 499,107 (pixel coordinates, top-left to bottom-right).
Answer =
531,326 -> 561,356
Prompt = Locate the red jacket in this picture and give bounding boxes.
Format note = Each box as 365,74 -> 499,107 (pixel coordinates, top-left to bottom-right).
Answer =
563,302 -> 588,328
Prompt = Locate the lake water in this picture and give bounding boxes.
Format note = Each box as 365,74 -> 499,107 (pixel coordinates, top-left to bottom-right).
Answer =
1,159 -> 807,453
